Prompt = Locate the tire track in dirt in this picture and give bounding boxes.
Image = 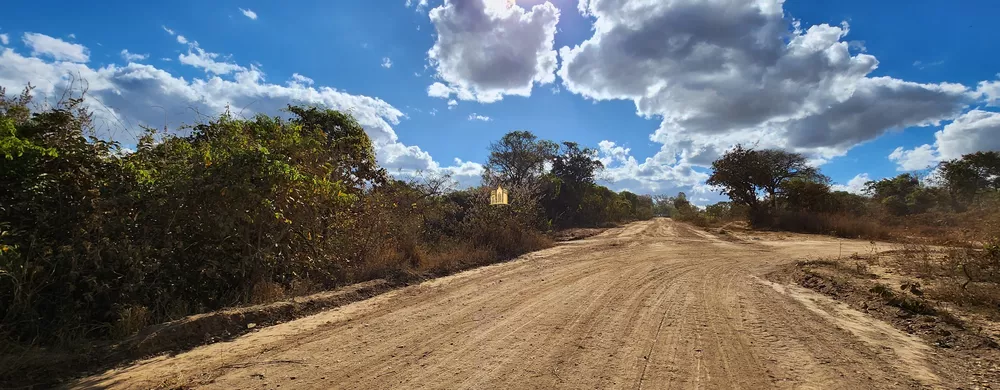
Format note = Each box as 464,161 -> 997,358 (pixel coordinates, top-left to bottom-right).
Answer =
74,218 -> 968,389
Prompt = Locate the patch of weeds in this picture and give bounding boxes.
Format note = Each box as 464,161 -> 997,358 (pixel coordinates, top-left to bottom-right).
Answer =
799,258 -> 879,280
891,296 -> 937,316
937,309 -> 966,330
797,259 -> 839,267
900,280 -> 924,296
870,283 -> 937,316
870,283 -> 895,299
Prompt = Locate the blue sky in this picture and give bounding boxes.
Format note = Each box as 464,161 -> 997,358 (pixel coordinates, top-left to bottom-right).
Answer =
2,0 -> 999,204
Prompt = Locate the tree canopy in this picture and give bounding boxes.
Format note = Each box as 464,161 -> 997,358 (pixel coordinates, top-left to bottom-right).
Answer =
706,144 -> 823,215
483,130 -> 558,189
938,151 -> 1000,209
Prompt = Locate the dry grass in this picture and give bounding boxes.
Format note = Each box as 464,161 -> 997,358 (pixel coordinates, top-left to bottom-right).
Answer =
761,211 -> 892,240
892,208 -> 1000,246
418,244 -> 495,275
250,281 -> 287,305
884,242 -> 1000,319
868,283 -> 939,316
110,306 -> 150,340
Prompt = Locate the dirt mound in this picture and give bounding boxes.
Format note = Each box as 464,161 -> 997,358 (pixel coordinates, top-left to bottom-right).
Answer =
117,279 -> 397,358
2,279 -> 400,388
769,261 -> 1000,387
720,220 -> 750,231
552,227 -> 607,241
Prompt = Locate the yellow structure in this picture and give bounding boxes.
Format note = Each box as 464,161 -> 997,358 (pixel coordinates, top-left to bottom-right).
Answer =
490,186 -> 509,205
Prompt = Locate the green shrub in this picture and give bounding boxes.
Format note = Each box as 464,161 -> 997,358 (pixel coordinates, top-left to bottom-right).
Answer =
4,88 -> 639,348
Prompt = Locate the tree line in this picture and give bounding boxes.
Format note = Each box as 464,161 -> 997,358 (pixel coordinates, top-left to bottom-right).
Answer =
670,143 -> 1000,241
0,86 -> 651,347
482,131 -> 654,229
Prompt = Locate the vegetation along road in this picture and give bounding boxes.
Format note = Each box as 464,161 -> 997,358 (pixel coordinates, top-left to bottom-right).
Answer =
77,218 -> 968,389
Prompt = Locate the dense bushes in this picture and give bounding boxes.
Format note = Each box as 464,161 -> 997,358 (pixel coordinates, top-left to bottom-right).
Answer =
485,132 -> 654,229
689,144 -> 1000,243
0,90 -> 396,344
0,87 -> 650,348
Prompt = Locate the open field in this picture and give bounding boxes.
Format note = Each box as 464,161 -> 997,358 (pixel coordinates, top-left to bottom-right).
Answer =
74,218 -> 999,389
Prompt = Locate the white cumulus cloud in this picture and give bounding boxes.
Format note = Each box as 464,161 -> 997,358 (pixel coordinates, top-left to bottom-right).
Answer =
551,0 -> 991,195
888,145 -> 939,171
595,140 -> 710,196
0,32 -> 475,185
178,43 -> 245,75
977,77 -> 1000,106
22,32 -> 89,62
831,173 -> 870,194
120,49 -> 148,62
935,109 -> 1000,159
289,73 -> 314,85
888,109 -> 1000,171
561,0 -> 974,167
427,0 -> 560,103
427,82 -> 452,98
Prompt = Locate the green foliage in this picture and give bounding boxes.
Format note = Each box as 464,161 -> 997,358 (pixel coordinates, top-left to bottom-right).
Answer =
668,193 -> 710,226
706,144 -> 762,213
0,97 -> 379,344
781,177 -> 831,212
651,195 -> 677,217
704,201 -> 747,221
0,89 -> 652,348
702,141 -> 1000,241
707,145 -> 824,224
754,149 -> 825,208
864,174 -> 944,216
826,191 -> 870,216
570,185 -> 650,227
544,141 -> 621,227
486,131 -> 652,229
939,151 -> 1000,210
551,141 -> 603,187
483,130 -> 558,189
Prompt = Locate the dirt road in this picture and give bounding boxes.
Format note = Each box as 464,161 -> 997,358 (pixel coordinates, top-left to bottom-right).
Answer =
76,218 -> 963,389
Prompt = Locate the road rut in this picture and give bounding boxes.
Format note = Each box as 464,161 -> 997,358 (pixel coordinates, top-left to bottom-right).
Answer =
75,218 -> 957,389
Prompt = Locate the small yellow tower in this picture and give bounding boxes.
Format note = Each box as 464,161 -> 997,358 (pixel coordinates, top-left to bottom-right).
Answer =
490,186 -> 509,205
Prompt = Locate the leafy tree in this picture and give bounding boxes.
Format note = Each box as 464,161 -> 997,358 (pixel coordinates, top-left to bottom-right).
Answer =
827,191 -> 869,216
704,201 -> 747,221
707,145 -> 822,216
939,151 -> 1000,209
781,177 -> 832,212
546,142 -> 604,226
483,130 -> 557,189
706,145 -> 761,213
286,105 -> 385,192
1,87 -> 126,342
618,191 -> 654,221
756,149 -> 825,209
652,194 -> 678,217
864,173 -> 940,215
704,202 -> 731,219
551,142 -> 603,186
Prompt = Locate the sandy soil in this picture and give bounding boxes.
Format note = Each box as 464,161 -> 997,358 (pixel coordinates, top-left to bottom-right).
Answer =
74,218 -> 977,389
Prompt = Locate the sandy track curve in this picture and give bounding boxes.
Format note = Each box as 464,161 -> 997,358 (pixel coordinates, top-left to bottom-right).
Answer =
75,218 -> 956,389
